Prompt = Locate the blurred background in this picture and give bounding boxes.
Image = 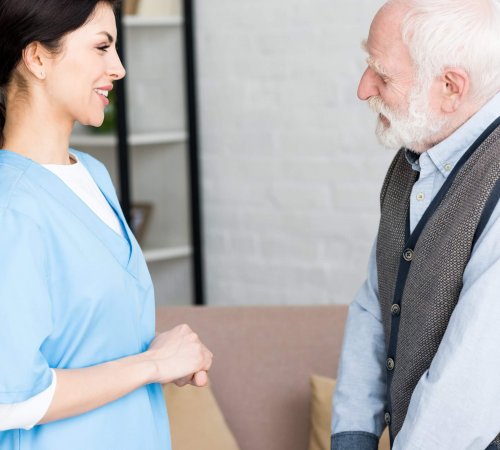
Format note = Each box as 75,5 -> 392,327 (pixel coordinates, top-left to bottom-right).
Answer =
73,0 -> 392,307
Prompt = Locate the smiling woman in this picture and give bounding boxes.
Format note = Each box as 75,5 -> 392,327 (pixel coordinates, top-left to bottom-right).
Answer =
0,1 -> 212,449
1,1 -> 126,154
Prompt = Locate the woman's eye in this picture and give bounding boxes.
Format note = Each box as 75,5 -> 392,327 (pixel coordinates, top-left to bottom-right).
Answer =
97,45 -> 110,52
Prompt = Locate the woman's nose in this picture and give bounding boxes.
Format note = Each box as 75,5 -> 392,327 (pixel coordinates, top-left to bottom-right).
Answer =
108,54 -> 126,81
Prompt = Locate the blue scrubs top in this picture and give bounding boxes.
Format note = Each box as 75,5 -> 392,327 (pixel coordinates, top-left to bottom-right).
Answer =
0,150 -> 171,450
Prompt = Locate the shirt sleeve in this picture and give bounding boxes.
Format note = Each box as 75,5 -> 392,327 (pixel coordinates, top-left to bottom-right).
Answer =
393,200 -> 500,449
0,370 -> 57,431
331,241 -> 387,449
0,208 -> 54,403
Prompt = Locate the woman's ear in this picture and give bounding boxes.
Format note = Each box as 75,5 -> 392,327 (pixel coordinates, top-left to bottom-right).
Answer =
439,68 -> 470,114
22,42 -> 51,80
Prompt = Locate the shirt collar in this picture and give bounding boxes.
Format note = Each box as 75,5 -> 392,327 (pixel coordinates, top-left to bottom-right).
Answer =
405,92 -> 500,176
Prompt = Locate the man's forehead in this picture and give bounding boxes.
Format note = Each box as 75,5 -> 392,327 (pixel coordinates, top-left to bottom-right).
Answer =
362,11 -> 412,69
367,1 -> 408,49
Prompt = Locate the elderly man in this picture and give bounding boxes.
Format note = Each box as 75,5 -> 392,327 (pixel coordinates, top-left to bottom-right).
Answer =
331,0 -> 500,449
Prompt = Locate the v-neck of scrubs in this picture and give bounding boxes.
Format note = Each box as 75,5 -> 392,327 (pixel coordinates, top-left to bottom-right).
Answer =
43,153 -> 125,240
0,149 -> 136,274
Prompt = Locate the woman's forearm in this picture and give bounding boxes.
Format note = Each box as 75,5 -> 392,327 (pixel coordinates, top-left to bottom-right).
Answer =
39,352 -> 155,424
39,324 -> 212,425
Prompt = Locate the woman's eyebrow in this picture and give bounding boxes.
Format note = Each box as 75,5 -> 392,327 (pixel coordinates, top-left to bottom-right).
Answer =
97,31 -> 115,44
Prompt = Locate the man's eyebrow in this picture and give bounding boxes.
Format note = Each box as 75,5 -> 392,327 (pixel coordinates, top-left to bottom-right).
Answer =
360,41 -> 389,78
97,31 -> 115,44
367,57 -> 389,77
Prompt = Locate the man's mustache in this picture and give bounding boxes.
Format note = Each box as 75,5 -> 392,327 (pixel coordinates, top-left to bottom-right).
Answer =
368,96 -> 387,115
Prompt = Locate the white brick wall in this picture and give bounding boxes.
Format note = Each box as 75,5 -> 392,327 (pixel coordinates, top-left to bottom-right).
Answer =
196,0 -> 393,305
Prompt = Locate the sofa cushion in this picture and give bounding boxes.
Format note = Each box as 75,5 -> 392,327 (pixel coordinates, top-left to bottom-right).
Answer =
309,375 -> 337,450
308,374 -> 390,450
164,383 -> 239,450
157,305 -> 348,450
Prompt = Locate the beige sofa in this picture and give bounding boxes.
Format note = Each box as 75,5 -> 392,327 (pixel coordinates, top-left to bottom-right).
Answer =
156,305 -> 349,450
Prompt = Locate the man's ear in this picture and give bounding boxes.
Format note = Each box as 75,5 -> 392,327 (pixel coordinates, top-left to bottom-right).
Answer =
22,42 -> 51,80
439,68 -> 470,114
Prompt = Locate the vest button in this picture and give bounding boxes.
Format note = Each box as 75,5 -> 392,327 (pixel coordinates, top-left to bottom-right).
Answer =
391,304 -> 401,316
403,249 -> 414,261
386,358 -> 395,371
384,412 -> 391,425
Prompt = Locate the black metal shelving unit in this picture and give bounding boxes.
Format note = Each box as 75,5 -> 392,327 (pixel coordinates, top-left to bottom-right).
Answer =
114,6 -> 132,225
182,0 -> 205,306
114,1 -> 205,305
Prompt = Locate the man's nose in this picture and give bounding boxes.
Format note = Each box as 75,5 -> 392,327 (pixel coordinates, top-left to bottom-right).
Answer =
357,67 -> 379,101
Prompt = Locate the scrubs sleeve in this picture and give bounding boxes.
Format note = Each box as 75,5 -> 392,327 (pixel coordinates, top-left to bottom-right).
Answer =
0,208 -> 54,403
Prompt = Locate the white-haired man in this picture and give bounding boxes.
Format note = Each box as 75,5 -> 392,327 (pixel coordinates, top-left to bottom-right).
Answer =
331,0 -> 500,449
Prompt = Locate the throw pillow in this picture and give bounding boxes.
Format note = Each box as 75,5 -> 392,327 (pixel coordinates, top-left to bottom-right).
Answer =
308,374 -> 390,450
164,383 -> 240,450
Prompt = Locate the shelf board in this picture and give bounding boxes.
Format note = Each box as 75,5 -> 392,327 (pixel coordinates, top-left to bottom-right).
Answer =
143,245 -> 192,263
70,131 -> 188,148
123,15 -> 183,27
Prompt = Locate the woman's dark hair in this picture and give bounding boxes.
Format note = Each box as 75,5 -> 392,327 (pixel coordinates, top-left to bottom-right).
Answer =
0,0 -> 120,146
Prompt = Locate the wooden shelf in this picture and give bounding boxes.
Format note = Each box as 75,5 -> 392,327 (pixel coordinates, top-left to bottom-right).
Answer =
123,16 -> 183,27
143,245 -> 192,263
70,131 -> 188,148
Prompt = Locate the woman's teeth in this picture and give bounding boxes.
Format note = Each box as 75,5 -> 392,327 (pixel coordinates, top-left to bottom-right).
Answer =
95,89 -> 109,97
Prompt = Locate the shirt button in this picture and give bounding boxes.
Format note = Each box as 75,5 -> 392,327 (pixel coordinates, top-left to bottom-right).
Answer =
403,249 -> 414,261
391,304 -> 401,316
385,412 -> 391,425
416,192 -> 425,201
386,358 -> 395,371
444,163 -> 452,172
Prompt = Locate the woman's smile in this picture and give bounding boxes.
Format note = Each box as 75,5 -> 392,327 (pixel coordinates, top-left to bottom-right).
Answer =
94,86 -> 111,106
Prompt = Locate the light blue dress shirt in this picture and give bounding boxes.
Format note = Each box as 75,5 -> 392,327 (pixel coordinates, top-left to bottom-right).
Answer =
0,150 -> 171,450
332,92 -> 500,449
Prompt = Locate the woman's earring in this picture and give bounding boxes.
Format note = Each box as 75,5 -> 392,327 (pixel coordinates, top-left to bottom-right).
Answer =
40,71 -> 45,79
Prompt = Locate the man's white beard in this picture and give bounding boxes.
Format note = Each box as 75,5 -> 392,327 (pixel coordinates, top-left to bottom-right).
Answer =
368,80 -> 448,152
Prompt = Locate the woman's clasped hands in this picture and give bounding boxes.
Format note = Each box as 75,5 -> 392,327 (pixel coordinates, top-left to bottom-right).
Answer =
147,324 -> 213,387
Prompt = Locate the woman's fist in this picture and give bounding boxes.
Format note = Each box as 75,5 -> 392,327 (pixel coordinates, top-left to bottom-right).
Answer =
147,324 -> 213,385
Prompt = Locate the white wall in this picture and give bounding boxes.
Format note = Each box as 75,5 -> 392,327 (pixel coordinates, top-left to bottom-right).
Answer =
195,0 -> 392,306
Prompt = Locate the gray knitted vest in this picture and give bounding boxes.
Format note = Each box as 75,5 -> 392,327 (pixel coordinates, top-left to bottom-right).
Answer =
376,118 -> 500,448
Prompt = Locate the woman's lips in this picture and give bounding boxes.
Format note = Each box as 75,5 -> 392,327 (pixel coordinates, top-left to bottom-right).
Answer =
96,91 -> 110,107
